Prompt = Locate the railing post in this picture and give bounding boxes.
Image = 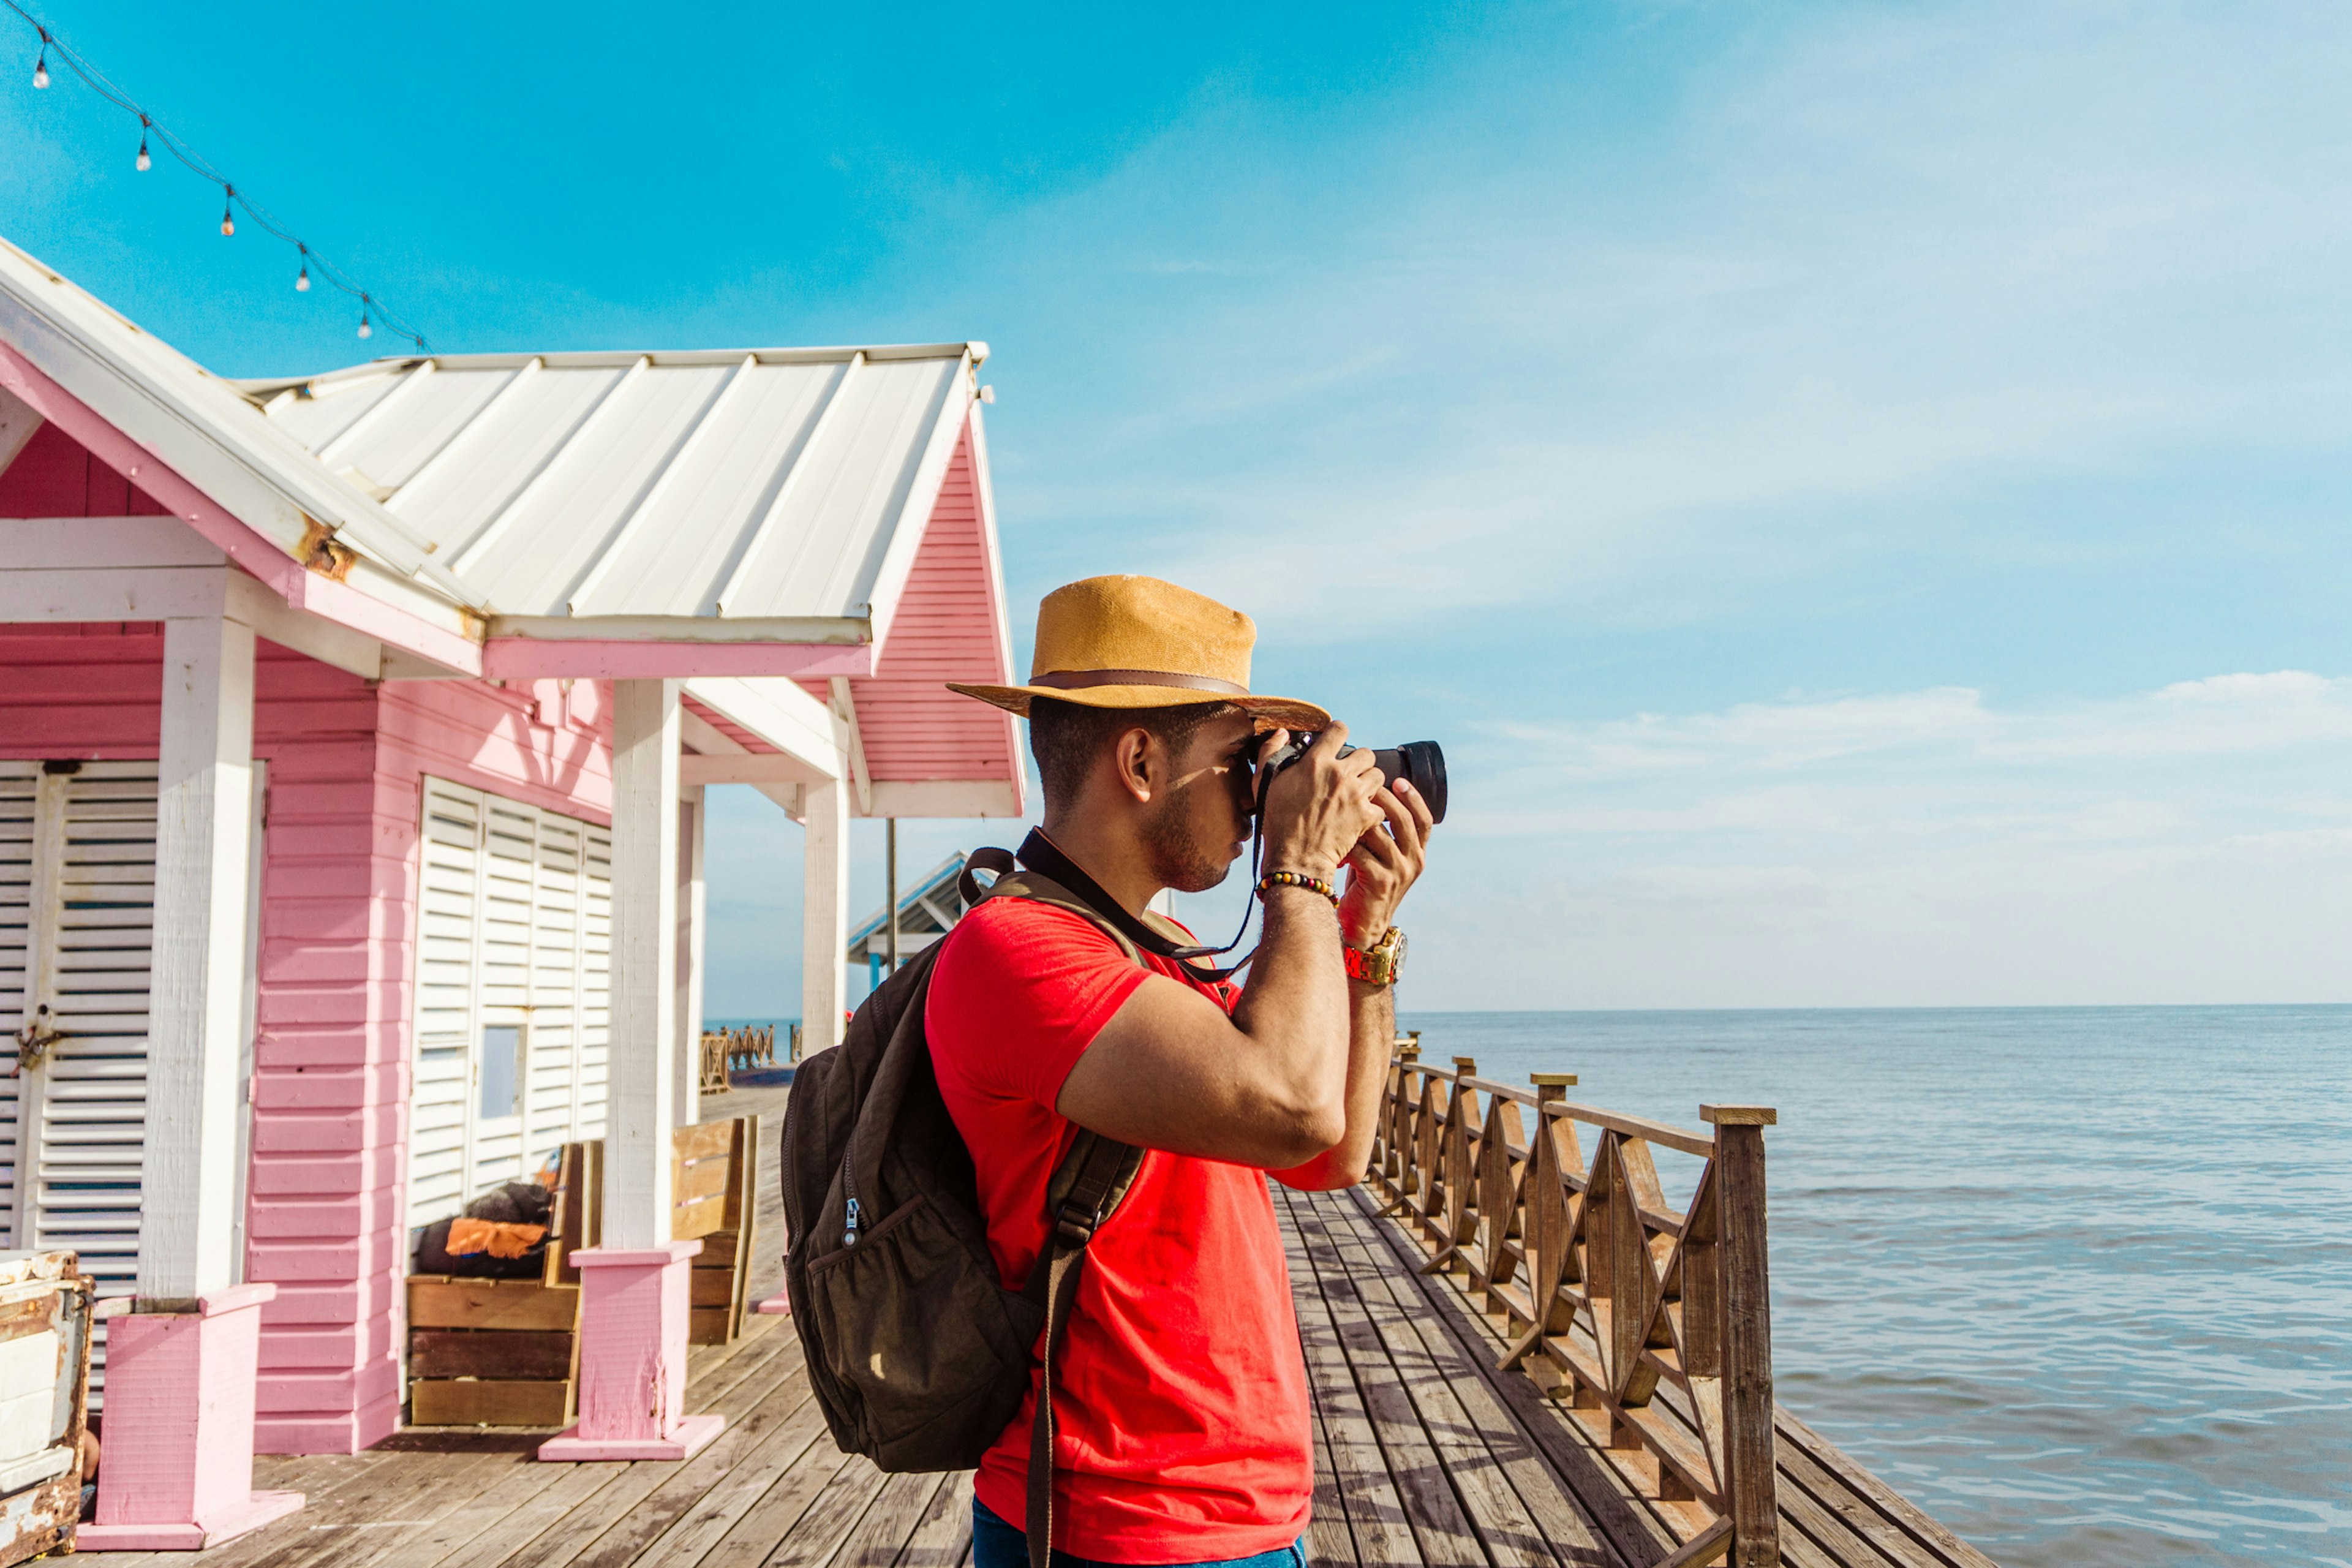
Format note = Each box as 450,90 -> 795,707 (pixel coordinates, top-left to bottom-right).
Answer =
1703,1105 -> 1780,1568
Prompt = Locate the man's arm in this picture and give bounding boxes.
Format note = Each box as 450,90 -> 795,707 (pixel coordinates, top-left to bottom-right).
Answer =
1058,760 -> 1437,1174
1273,773 -> 1434,1189
1052,728 -> 1381,1170
1270,978 -> 1393,1191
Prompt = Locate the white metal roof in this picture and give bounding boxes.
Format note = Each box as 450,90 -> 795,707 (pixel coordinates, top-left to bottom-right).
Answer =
238,344 -> 981,633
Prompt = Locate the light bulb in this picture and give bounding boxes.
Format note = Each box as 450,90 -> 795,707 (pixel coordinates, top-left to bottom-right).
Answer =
135,137 -> 150,172
295,263 -> 311,292
220,190 -> 235,238
32,52 -> 48,89
357,314 -> 373,341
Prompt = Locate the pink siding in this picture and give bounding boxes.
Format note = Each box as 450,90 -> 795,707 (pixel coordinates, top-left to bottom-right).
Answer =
807,422 -> 1022,786
0,420 -> 170,517
0,624 -> 613,1455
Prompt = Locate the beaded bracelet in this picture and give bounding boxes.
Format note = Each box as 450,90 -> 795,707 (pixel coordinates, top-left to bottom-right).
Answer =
1257,870 -> 1339,907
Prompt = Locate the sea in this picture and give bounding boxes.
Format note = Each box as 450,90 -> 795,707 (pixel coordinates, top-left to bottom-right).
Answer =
715,1003 -> 2351,1566
1395,1006 -> 2352,1568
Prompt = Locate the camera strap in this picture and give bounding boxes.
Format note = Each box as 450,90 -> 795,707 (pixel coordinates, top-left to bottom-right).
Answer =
1009,829 -> 1257,985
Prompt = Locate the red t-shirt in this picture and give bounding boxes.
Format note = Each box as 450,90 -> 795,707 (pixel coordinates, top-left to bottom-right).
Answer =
925,899 -> 1313,1561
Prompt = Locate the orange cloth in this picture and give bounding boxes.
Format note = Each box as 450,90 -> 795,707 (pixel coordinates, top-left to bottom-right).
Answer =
447,1218 -> 547,1259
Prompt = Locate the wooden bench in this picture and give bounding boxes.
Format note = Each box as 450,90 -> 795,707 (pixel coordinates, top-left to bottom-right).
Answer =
404,1140 -> 599,1427
404,1114 -> 761,1426
673,1113 -> 760,1346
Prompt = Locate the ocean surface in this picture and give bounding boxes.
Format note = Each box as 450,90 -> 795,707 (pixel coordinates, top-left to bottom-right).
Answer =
1393,1006 -> 2352,1568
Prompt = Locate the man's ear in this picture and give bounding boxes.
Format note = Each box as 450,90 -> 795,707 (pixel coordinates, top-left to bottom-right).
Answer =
1110,725 -> 1157,805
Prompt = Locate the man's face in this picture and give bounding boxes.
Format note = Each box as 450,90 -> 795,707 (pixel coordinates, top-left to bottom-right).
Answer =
1141,711 -> 1265,895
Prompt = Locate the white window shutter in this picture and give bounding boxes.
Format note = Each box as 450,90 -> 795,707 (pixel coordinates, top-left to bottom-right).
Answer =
407,780 -> 614,1234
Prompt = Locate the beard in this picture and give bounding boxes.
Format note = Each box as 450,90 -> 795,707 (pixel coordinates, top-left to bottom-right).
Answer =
1141,788 -> 1238,895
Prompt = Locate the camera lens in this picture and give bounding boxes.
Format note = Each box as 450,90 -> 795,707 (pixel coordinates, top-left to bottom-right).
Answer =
1366,742 -> 1446,824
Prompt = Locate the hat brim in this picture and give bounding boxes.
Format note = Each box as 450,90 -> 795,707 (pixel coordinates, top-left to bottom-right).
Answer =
946,681 -> 1330,734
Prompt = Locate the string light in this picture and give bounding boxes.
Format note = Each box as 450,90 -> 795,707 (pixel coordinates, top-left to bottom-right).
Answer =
4,0 -> 429,350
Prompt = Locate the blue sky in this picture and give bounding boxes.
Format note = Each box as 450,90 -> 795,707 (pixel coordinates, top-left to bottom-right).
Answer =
7,2 -> 2349,1009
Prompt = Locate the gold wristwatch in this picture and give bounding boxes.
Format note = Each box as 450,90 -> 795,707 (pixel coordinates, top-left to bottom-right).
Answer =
1344,926 -> 1407,986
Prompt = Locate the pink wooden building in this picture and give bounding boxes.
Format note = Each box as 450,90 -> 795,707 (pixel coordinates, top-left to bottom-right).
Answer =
0,235 -> 1023,1547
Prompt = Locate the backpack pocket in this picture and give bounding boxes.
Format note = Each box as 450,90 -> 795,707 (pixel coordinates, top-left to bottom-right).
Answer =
805,1193 -> 1044,1472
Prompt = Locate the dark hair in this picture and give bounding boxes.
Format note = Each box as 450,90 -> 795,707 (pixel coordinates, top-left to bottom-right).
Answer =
1028,696 -> 1238,816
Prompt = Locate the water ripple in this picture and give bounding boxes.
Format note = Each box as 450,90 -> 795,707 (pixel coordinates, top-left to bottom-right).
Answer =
1401,1003 -> 2352,1568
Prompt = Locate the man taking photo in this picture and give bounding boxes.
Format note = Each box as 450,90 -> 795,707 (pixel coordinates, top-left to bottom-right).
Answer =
932,574 -> 1436,1568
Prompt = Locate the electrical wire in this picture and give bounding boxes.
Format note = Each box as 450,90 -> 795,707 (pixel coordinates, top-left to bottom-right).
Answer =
4,0 -> 430,350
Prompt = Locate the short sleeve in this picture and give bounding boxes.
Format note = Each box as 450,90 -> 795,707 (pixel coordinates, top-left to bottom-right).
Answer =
925,900 -> 1151,1112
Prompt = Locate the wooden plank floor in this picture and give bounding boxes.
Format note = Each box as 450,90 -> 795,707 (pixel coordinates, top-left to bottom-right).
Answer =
80,1088 -> 1996,1568
1286,1185 -> 2005,1568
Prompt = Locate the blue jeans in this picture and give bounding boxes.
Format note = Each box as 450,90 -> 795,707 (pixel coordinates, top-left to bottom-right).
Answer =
971,1498 -> 1308,1568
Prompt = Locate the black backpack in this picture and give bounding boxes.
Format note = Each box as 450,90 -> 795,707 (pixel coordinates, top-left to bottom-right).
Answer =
779,851 -> 1147,1568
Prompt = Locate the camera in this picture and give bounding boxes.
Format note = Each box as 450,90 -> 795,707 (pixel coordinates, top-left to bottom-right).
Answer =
1255,736 -> 1447,825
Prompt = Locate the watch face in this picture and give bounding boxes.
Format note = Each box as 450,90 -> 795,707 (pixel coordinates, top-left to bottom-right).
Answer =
1391,928 -> 1408,977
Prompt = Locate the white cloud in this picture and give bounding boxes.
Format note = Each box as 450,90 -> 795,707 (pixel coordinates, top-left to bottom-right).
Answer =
970,4 -> 2352,634
1393,671 -> 2352,1008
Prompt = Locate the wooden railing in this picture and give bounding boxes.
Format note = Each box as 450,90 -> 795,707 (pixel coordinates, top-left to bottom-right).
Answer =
698,1025 -> 780,1093
1368,1047 -> 1781,1568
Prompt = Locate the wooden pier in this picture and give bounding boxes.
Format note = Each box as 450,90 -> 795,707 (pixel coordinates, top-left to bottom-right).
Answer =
76,1075 -> 2001,1568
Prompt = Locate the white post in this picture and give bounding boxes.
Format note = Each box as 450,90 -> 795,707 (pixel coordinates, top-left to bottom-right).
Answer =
142,614 -> 257,1300
86,612 -> 305,1551
801,778 -> 850,1050
607,678 -> 681,1250
541,677 -> 720,1465
673,788 -> 705,1126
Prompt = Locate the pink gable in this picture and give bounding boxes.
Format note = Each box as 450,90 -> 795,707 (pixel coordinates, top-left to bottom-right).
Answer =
804,420 -> 1020,788
0,421 -> 171,517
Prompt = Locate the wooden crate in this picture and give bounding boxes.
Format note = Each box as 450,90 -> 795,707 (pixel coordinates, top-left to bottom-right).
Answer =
0,1251 -> 90,1566
403,1143 -> 595,1427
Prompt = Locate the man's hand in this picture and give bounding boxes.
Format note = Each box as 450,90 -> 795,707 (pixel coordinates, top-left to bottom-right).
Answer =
1338,777 -> 1434,949
1259,723 -> 1384,880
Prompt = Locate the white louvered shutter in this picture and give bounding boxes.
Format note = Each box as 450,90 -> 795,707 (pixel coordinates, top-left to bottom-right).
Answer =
0,763 -> 164,1403
406,780 -> 611,1232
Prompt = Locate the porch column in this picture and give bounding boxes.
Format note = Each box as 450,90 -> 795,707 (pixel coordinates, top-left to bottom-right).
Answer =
540,679 -> 723,1462
801,778 -> 850,1050
84,614 -> 303,1551
673,788 -> 704,1126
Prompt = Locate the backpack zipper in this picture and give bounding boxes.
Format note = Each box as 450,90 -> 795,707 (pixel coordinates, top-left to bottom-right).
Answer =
841,1142 -> 862,1248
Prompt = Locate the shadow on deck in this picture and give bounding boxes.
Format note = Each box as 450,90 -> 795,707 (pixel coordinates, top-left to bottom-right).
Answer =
76,1082 -> 1999,1568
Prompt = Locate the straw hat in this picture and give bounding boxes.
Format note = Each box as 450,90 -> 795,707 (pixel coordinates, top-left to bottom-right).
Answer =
948,575 -> 1330,733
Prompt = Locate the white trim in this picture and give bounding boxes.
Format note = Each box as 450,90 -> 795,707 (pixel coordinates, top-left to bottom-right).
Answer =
801,780 -> 850,1053
605,679 -> 682,1250
485,612 -> 868,645
1,515 -> 228,568
140,615 -> 256,1298
865,780 -> 1024,818
680,676 -> 843,780
828,677 -> 874,816
679,754 -> 816,786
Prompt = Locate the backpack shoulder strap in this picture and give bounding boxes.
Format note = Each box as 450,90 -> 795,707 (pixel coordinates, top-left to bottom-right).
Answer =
957,850 -> 1148,1567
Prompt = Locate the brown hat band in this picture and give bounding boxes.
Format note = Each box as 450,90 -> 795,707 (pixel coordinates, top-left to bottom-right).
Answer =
1030,668 -> 1251,696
